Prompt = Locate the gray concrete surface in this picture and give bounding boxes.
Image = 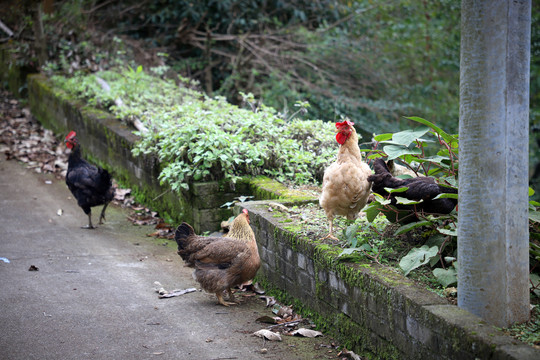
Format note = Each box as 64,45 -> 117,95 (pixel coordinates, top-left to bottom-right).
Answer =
0,157 -> 334,360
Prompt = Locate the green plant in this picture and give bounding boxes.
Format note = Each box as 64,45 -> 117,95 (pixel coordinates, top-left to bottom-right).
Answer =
504,306 -> 540,346
51,68 -> 339,192
359,117 -> 458,286
338,215 -> 391,264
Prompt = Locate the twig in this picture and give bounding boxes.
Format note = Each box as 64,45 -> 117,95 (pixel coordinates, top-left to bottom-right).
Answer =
152,190 -> 171,202
318,5 -> 377,33
158,288 -> 197,299
0,19 -> 14,37
81,0 -> 117,14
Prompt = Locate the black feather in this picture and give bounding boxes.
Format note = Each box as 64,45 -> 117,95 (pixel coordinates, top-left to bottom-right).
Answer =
65,137 -> 114,225
368,158 -> 457,222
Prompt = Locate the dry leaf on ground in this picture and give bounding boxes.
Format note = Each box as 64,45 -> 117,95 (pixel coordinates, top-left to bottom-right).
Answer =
253,329 -> 282,341
290,328 -> 323,338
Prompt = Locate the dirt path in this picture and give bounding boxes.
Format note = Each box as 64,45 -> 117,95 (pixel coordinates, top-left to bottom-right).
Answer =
0,156 -> 338,360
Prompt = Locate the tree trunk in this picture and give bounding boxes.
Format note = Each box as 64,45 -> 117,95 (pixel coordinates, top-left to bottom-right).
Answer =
33,2 -> 47,68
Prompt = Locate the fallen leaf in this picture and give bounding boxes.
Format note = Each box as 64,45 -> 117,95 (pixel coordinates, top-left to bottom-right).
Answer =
276,305 -> 293,317
268,202 -> 290,212
337,348 -> 362,360
114,188 -> 131,201
443,287 -> 458,297
253,329 -> 282,341
290,328 -> 323,338
260,296 -> 277,307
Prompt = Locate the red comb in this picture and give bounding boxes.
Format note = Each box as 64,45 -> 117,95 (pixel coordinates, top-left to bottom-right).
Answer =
65,131 -> 77,140
335,120 -> 354,128
242,209 -> 249,215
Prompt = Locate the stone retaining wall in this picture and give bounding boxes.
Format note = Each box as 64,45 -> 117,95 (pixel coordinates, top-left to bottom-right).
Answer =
242,201 -> 539,359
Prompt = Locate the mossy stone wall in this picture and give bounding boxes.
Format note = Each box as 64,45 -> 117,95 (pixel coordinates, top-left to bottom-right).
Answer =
241,201 -> 540,360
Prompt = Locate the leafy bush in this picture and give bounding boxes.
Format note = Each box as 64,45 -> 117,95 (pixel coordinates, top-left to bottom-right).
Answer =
50,68 -> 339,191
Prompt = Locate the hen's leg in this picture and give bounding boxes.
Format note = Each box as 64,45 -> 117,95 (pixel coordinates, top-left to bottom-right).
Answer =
320,217 -> 339,241
98,202 -> 109,225
227,288 -> 238,303
216,292 -> 236,307
81,212 -> 95,229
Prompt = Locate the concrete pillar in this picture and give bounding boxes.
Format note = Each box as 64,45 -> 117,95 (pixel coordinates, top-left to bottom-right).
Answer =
458,0 -> 531,327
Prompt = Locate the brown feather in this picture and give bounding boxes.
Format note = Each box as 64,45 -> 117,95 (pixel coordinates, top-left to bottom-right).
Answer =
174,212 -> 261,299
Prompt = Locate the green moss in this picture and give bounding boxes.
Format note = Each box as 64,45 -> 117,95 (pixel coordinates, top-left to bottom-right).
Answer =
248,176 -> 317,203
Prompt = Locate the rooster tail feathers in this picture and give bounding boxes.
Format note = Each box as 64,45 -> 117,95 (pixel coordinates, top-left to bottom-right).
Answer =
175,222 -> 195,251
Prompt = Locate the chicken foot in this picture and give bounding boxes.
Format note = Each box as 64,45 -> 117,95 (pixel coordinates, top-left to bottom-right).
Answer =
81,213 -> 96,229
98,202 -> 110,225
216,292 -> 237,307
320,218 -> 339,241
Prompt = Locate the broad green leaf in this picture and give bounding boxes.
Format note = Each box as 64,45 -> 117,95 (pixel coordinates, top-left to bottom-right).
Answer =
530,274 -> 540,297
433,193 -> 458,200
425,234 -> 446,248
433,267 -> 458,287
404,116 -> 458,146
529,210 -> 540,224
529,187 -> 535,197
364,202 -> 382,223
344,224 -> 360,245
385,186 -> 408,193
440,177 -> 458,187
367,153 -> 385,160
437,228 -> 457,236
373,133 -> 393,142
392,127 -> 430,146
421,155 -> 448,165
383,145 -> 422,160
426,234 -> 446,267
370,193 -> 392,206
394,220 -> 432,235
395,196 -> 422,205
399,245 -> 439,276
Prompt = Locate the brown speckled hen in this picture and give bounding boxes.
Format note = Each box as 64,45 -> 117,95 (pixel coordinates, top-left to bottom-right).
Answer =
174,209 -> 260,306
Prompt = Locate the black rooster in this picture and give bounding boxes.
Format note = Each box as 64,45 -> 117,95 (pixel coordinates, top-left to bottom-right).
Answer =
64,131 -> 115,229
367,158 -> 457,223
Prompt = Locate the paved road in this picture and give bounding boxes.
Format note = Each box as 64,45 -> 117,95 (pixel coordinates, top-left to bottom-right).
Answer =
0,156 -> 333,360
